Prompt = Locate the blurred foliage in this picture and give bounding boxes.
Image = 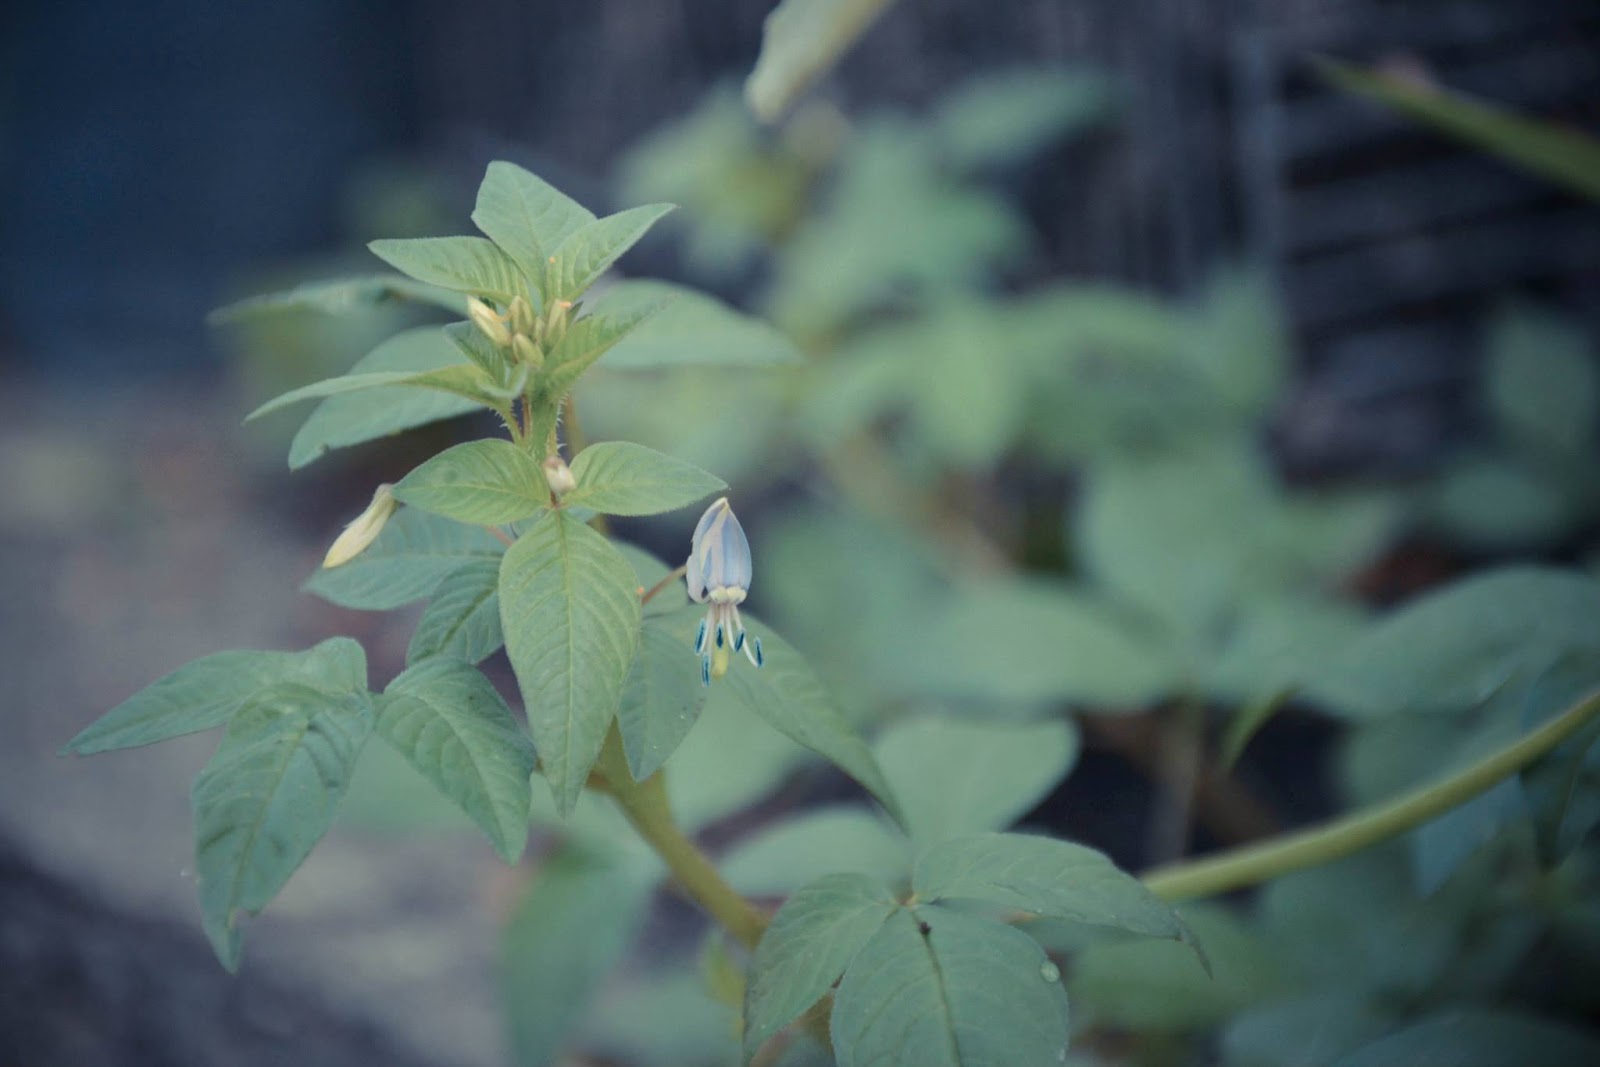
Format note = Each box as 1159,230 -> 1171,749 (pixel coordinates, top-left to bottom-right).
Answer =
193,47 -> 1600,1067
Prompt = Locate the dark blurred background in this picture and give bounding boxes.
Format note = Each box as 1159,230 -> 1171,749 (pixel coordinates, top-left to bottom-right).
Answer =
2,1 -> 1597,1064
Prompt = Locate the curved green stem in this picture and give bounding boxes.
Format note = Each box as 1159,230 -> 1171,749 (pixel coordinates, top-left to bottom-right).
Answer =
596,725 -> 769,949
1142,688 -> 1600,901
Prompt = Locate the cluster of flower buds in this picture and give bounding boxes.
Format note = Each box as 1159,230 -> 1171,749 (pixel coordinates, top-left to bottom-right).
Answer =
467,295 -> 576,374
686,497 -> 764,685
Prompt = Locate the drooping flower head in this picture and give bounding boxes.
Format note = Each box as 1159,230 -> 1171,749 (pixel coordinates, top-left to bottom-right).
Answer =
686,496 -> 763,684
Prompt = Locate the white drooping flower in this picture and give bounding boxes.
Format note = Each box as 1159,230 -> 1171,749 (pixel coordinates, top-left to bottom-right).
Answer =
685,496 -> 763,684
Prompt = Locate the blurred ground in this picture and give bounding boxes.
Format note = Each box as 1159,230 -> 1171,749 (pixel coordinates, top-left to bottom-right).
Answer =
0,384 -> 506,1066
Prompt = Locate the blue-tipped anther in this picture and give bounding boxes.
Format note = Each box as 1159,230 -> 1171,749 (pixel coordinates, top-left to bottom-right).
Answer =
734,630 -> 746,652
694,618 -> 708,655
715,623 -> 725,649
753,637 -> 765,667
701,657 -> 711,687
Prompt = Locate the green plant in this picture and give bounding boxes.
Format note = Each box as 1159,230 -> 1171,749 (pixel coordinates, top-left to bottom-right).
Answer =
63,16 -> 1600,1066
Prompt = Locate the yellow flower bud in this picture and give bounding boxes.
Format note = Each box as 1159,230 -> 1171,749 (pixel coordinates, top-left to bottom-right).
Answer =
467,297 -> 511,347
323,484 -> 397,568
508,295 -> 536,337
542,455 -> 577,496
543,299 -> 574,349
512,333 -> 544,369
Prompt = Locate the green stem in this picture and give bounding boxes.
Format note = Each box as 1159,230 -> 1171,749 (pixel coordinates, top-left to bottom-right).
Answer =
596,726 -> 769,949
1142,688 -> 1600,901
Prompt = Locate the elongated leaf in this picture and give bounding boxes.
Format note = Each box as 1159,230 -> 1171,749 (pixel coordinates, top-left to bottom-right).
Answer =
471,160 -> 596,291
368,235 -> 528,303
721,807 -> 909,896
209,273 -> 466,322
615,618 -> 709,781
246,364 -> 494,422
745,0 -> 897,122
500,511 -> 643,814
565,441 -> 726,517
502,846 -> 655,1067
289,327 -> 484,470
1067,902 -> 1278,1032
830,905 -> 1071,1067
724,619 -> 904,826
545,204 -> 675,304
1308,567 -> 1600,718
1332,1010 -> 1600,1067
744,873 -> 898,1062
305,507 -> 505,610
193,683 -> 374,970
377,657 -> 536,861
887,581 -> 1180,708
1319,60 -> 1600,201
407,561 -> 504,665
1485,308 -> 1598,458
64,637 -> 366,755
934,68 -> 1109,171
544,296 -> 669,394
874,716 -> 1078,843
592,280 -> 804,369
393,439 -> 549,525
913,832 -> 1190,945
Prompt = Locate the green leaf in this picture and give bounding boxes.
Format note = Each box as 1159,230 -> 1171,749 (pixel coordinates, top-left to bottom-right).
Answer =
913,832 -> 1191,946
1426,452 -> 1580,550
368,235 -> 528,303
744,0 -> 897,123
724,619 -> 905,827
377,657 -> 536,862
565,441 -> 726,517
406,561 -> 504,666
875,716 -> 1078,844
615,617 -> 709,781
665,689 -> 812,833
501,846 -> 654,1067
209,273 -> 466,323
471,161 -> 596,292
1318,59 -> 1600,201
1331,1010 -> 1600,1067
499,510 -> 643,814
721,807 -> 909,896
886,581 -> 1179,709
1485,307 -> 1598,458
934,68 -> 1109,171
744,873 -> 899,1062
63,637 -> 366,755
830,905 -> 1071,1067
592,280 -> 804,369
193,683 -> 374,970
246,364 -> 495,422
1066,902 -> 1279,1032
1076,445 -> 1277,635
288,326 -> 485,470
1222,993 -> 1394,1067
393,439 -> 549,525
545,204 -> 676,305
305,507 -> 505,610
545,294 -> 670,394
1308,567 -> 1600,718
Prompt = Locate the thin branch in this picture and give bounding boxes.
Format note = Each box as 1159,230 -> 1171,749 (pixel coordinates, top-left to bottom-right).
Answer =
1142,688 -> 1600,901
640,564 -> 688,606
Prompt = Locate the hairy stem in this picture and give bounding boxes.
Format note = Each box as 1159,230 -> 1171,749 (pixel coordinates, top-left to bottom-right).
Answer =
1142,688 -> 1600,901
596,725 -> 769,949
561,392 -> 587,455
640,564 -> 688,606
